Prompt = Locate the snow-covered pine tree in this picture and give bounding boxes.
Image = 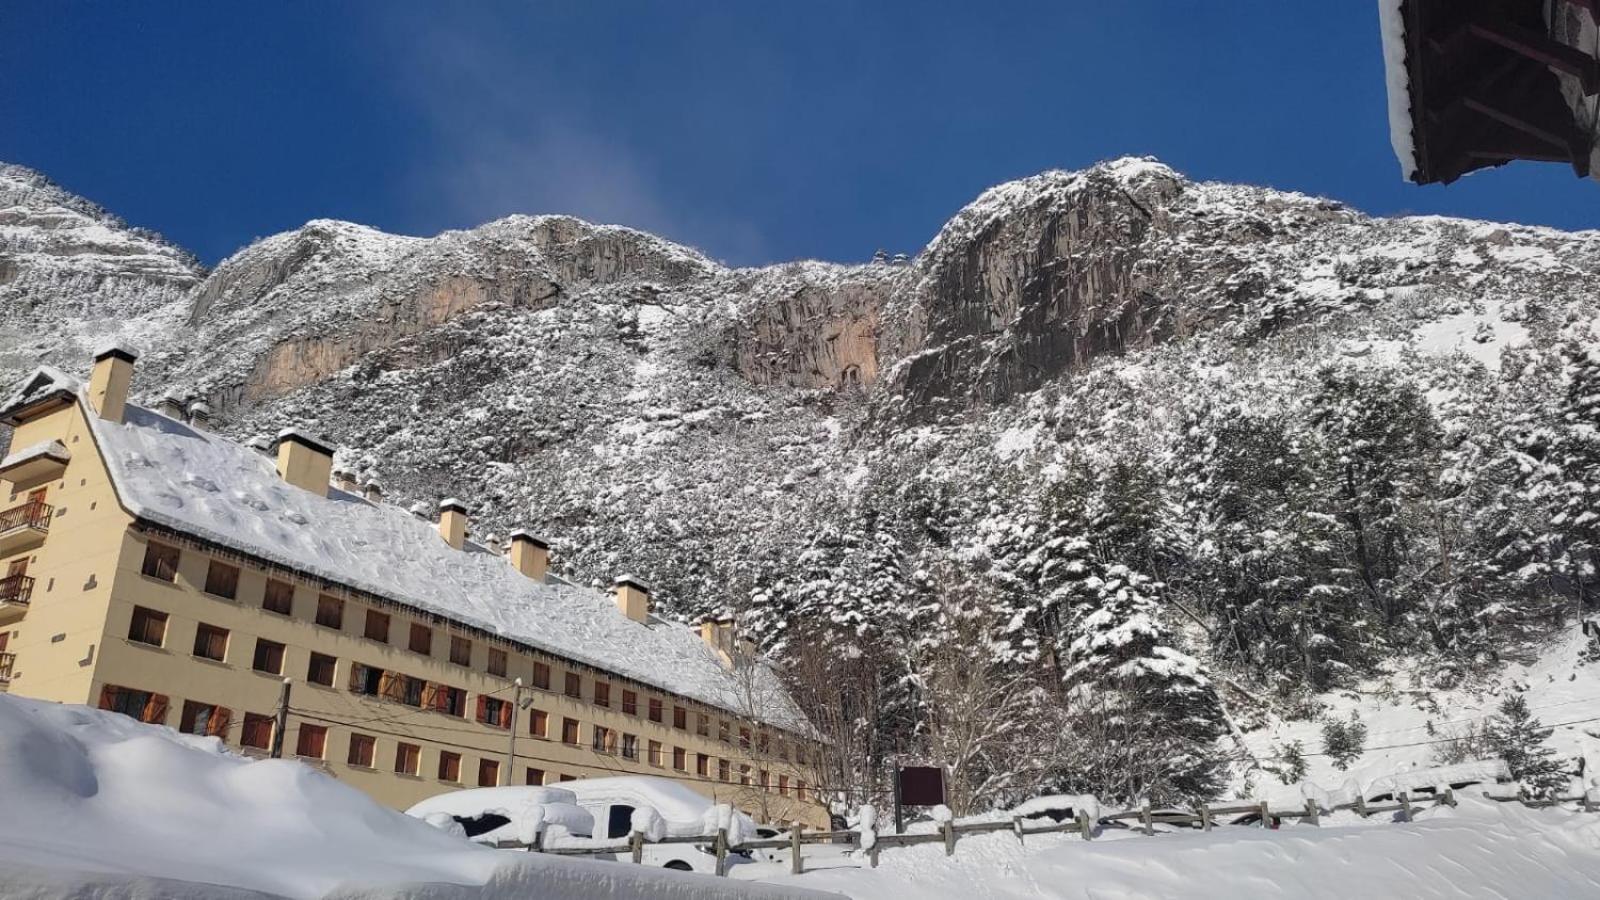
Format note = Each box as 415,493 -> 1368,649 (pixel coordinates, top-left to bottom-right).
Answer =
1487,694 -> 1567,799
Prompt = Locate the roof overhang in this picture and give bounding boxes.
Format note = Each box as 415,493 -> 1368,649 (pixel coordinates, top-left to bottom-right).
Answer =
1382,0 -> 1599,185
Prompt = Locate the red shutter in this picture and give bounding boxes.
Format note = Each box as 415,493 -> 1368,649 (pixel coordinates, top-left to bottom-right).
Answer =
98,685 -> 117,711
475,694 -> 487,724
144,693 -> 169,725
499,701 -> 512,729
421,682 -> 438,711
208,706 -> 232,737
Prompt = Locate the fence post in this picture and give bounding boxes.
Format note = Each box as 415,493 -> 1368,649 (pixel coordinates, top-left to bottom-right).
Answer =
869,831 -> 881,869
1305,798 -> 1319,827
1399,792 -> 1412,823
714,828 -> 728,877
1585,793 -> 1596,814
1444,788 -> 1458,809
1258,800 -> 1270,829
1076,810 -> 1093,841
791,824 -> 804,876
943,820 -> 956,856
1141,802 -> 1155,836
1198,804 -> 1212,832
1355,794 -> 1367,818
630,831 -> 643,865
1013,815 -> 1025,844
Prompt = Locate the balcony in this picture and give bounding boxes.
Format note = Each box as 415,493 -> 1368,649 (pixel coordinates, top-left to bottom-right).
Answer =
0,574 -> 34,625
0,652 -> 12,691
0,502 -> 50,555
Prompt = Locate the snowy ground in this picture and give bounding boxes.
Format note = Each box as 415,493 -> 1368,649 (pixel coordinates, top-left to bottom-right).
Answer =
746,796 -> 1600,899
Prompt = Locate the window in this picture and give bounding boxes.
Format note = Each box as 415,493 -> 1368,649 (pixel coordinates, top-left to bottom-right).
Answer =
564,672 -> 581,699
526,768 -> 545,786
477,695 -> 511,729
696,753 -> 709,777
622,733 -> 639,761
592,725 -> 615,754
127,606 -> 167,646
760,770 -> 770,790
488,648 -> 507,677
347,733 -> 376,767
478,758 -> 500,787
98,685 -> 167,724
558,774 -> 576,783
672,746 -> 686,771
252,638 -> 285,675
648,698 -> 663,723
394,742 -> 421,775
400,675 -> 425,707
797,781 -> 807,801
141,541 -> 180,581
307,652 -> 337,687
648,740 -> 663,767
204,561 -> 240,600
315,594 -> 344,629
296,723 -> 327,759
696,714 -> 711,738
717,759 -> 730,782
529,709 -> 549,738
192,622 -> 228,661
432,685 -> 467,717
739,728 -> 751,750
594,681 -> 610,708
438,751 -> 462,782
450,636 -> 472,666
409,623 -> 433,656
673,706 -> 687,730
561,717 -> 580,745
757,732 -> 770,755
532,661 -> 550,690
262,578 -> 294,615
739,765 -> 751,786
179,700 -> 230,737
240,713 -> 274,750
364,609 -> 390,643
621,690 -> 638,716
349,662 -> 384,696
777,740 -> 789,762
779,774 -> 790,796
719,720 -> 730,744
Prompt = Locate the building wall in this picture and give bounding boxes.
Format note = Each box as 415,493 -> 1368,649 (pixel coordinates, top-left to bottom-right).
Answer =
2,401 -> 826,828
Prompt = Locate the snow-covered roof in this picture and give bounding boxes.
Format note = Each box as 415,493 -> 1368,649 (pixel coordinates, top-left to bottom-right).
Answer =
34,370 -> 806,731
1378,0 -> 1417,180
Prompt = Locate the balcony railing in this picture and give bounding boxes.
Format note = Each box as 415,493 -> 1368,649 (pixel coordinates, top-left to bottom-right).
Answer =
0,651 -> 12,682
0,502 -> 51,535
0,574 -> 35,607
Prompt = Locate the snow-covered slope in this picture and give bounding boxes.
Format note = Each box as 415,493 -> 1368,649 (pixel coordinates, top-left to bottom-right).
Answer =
0,694 -> 834,900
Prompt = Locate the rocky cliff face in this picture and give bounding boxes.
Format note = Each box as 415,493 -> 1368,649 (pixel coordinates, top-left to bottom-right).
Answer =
3,156 -> 1596,621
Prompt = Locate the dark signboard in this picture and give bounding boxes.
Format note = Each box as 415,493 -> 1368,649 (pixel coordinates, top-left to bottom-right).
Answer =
897,766 -> 946,806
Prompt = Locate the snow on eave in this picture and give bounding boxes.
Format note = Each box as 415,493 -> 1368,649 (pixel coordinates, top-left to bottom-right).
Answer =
69,388 -> 809,733
1378,0 -> 1419,180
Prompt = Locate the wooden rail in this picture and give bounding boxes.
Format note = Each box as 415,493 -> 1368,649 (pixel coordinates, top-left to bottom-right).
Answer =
490,787 -> 1599,876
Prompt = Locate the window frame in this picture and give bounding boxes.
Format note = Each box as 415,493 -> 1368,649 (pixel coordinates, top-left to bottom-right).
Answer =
488,648 -> 507,678
438,750 -> 462,782
307,652 -> 337,687
296,723 -> 328,759
251,637 -> 286,675
240,712 -> 275,750
140,541 -> 180,582
191,622 -> 229,662
315,594 -> 344,629
203,560 -> 240,600
364,609 -> 390,643
449,635 -> 472,667
262,578 -> 294,615
409,623 -> 433,656
127,606 -> 168,647
394,742 -> 421,776
347,733 -> 376,767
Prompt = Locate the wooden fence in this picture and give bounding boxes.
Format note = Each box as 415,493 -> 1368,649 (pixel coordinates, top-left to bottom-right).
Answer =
491,788 -> 1600,877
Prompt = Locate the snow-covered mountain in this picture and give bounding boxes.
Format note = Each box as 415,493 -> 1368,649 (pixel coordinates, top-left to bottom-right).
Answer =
6,157 -> 1599,809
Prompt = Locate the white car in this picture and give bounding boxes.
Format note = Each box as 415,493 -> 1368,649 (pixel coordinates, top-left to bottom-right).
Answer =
407,776 -> 759,874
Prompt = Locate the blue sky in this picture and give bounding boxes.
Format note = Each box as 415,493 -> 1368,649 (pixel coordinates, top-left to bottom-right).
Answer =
3,2 -> 1595,267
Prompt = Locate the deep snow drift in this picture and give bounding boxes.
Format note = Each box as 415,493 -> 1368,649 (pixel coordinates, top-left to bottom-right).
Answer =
0,695 -> 832,900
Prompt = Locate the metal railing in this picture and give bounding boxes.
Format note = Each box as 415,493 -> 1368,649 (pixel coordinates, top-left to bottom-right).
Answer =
0,501 -> 51,534
0,574 -> 33,606
0,651 -> 13,683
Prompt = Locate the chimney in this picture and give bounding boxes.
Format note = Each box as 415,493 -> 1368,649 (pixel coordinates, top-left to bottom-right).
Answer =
509,530 -> 549,581
156,392 -> 187,421
88,342 -> 139,423
613,575 -> 651,623
187,400 -> 211,431
272,429 -> 335,498
438,498 -> 468,550
699,615 -> 739,663
362,479 -> 383,503
334,469 -> 359,494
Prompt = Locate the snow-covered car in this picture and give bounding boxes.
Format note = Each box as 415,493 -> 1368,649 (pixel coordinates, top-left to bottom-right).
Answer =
406,785 -> 594,846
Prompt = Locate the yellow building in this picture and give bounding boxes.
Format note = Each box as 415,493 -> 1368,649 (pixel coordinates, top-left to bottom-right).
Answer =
0,346 -> 823,827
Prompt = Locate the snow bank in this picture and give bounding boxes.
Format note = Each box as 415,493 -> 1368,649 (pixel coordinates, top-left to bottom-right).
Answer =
1011,794 -> 1102,822
0,696 -> 835,900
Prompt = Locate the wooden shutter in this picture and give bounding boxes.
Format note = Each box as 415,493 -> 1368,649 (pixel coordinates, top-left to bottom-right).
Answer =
98,685 -> 117,711
498,701 -> 511,729
207,706 -> 232,737
348,663 -> 366,692
378,669 -> 399,701
420,682 -> 439,711
475,694 -> 487,724
143,693 -> 169,724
